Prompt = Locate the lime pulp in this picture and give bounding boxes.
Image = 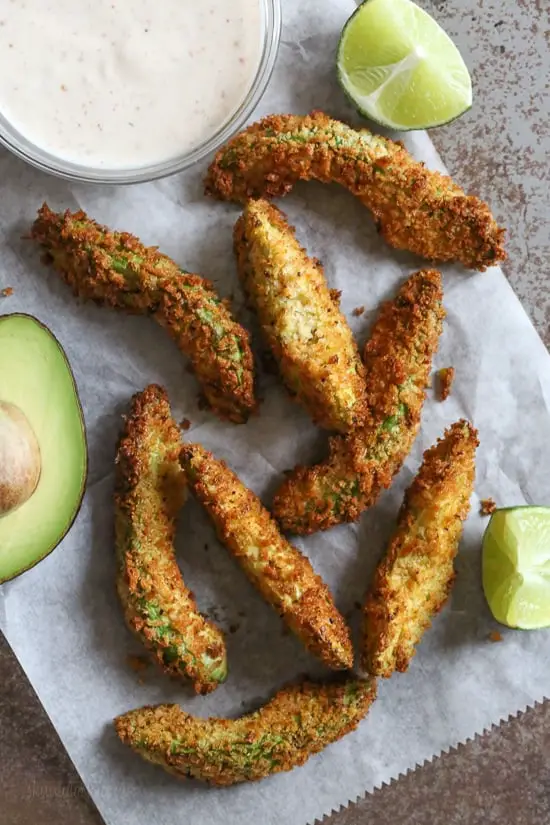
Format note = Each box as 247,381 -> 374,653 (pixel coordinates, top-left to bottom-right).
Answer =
336,0 -> 472,131
482,506 -> 550,630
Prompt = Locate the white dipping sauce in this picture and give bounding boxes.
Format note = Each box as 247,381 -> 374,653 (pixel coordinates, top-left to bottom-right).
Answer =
0,0 -> 263,168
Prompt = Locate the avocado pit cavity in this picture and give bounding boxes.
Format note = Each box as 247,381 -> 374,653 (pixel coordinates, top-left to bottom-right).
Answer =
0,401 -> 41,516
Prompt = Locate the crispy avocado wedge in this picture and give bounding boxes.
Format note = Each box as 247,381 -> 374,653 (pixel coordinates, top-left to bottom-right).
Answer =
206,111 -> 506,271
0,314 -> 87,584
234,199 -> 367,433
31,204 -> 256,424
273,269 -> 444,535
180,442 -> 354,671
362,420 -> 478,677
115,677 -> 377,785
115,385 -> 227,694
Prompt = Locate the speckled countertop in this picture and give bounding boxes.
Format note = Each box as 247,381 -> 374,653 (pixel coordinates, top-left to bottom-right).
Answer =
1,1 -> 549,823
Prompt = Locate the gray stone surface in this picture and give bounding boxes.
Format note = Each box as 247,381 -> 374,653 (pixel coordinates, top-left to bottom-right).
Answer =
1,1 -> 549,823
427,0 -> 549,343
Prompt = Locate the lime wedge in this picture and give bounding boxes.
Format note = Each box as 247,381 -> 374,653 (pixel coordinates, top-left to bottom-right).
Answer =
337,0 -> 472,131
482,506 -> 550,629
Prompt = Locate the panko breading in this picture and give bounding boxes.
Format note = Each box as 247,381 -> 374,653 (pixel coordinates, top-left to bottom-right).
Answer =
180,443 -> 353,670
206,111 -> 506,271
437,366 -> 455,401
234,199 -> 367,433
31,204 -> 256,424
115,386 -> 227,694
362,420 -> 479,678
273,270 -> 445,535
480,497 -> 497,516
115,677 -> 376,785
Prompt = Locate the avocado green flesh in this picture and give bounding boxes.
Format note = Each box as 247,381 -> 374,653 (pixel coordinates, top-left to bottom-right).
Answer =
0,314 -> 87,583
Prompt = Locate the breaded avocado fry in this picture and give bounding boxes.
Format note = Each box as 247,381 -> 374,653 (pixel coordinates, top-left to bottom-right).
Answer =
115,385 -> 227,694
273,270 -> 445,534
115,676 -> 377,785
234,199 -> 367,433
206,111 -> 506,271
362,420 -> 478,677
180,443 -> 354,670
31,205 -> 256,423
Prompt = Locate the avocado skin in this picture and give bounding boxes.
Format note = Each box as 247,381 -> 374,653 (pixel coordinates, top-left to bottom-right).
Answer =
0,313 -> 88,584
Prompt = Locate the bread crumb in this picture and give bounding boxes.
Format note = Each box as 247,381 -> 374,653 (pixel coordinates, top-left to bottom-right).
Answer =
480,498 -> 497,516
437,366 -> 455,401
127,655 -> 149,674
180,417 -> 191,431
489,630 -> 503,643
352,305 -> 365,317
1,287 -> 13,297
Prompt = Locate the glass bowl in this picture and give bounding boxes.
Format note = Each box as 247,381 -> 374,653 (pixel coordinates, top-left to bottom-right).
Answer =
0,0 -> 281,185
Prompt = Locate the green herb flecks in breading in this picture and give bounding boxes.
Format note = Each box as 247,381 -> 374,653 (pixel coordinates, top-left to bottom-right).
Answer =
206,111 -> 506,271
115,677 -> 376,785
115,385 -> 227,694
180,442 -> 354,670
362,420 -> 478,677
234,199 -> 367,434
273,269 -> 445,534
31,204 -> 256,423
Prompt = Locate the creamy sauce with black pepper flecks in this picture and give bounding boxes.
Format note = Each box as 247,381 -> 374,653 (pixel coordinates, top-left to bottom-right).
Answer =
0,0 -> 263,168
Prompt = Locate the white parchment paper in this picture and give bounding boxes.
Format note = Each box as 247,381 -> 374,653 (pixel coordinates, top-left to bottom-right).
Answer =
1,1 -> 549,823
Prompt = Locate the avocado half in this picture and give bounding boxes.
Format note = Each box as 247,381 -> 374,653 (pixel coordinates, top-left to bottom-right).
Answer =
0,314 -> 87,583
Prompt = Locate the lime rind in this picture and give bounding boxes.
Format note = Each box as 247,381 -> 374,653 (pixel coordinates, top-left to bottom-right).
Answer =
337,0 -> 472,131
482,506 -> 550,630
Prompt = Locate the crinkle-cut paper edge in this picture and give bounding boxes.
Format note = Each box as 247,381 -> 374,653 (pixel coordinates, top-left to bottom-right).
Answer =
311,695 -> 549,825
